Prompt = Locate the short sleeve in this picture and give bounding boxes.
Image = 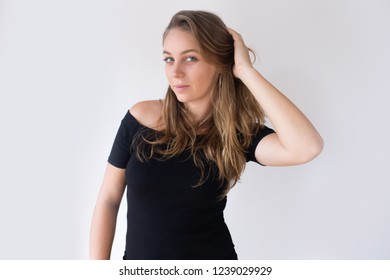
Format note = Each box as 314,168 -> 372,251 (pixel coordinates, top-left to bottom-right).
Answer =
107,111 -> 140,169
245,125 -> 275,165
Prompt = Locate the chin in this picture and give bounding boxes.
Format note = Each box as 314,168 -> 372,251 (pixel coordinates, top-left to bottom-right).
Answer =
174,93 -> 190,103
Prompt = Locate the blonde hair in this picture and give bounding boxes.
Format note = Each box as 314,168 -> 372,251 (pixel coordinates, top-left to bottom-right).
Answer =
137,10 -> 265,198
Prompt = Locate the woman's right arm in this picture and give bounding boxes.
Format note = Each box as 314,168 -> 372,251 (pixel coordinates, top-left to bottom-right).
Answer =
89,163 -> 126,259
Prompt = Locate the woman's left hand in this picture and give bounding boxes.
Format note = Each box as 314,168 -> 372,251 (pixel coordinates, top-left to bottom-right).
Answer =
226,28 -> 323,167
227,27 -> 254,80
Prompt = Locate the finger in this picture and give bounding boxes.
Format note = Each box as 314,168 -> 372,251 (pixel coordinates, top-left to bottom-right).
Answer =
226,27 -> 242,40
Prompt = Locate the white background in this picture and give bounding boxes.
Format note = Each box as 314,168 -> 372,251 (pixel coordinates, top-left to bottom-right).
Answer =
0,0 -> 389,259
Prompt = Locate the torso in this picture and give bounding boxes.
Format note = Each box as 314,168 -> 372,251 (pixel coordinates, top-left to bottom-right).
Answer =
123,111 -> 237,260
108,102 -> 274,259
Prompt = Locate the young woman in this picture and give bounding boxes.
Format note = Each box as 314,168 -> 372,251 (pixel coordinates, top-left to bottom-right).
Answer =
89,10 -> 323,260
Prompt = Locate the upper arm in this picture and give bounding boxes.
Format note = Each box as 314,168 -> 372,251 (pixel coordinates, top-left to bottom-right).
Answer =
97,163 -> 126,208
255,133 -> 317,166
102,101 -> 160,205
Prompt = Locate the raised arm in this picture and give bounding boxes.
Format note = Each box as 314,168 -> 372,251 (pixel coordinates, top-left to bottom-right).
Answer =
89,163 -> 126,259
228,27 -> 323,166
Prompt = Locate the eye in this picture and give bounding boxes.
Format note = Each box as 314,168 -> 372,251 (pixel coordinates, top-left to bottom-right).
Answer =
163,57 -> 174,63
186,56 -> 198,62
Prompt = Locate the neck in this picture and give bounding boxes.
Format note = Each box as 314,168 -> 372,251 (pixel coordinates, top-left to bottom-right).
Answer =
185,103 -> 212,135
184,100 -> 212,123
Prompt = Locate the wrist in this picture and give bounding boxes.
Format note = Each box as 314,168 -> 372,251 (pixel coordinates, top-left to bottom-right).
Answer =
236,66 -> 259,83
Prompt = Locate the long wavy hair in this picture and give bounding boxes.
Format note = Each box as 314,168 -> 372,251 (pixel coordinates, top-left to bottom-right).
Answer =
136,10 -> 266,198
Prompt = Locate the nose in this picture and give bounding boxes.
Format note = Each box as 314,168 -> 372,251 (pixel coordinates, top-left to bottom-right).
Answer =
171,62 -> 184,78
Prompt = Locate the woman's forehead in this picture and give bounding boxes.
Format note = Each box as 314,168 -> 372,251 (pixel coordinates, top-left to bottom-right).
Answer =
163,28 -> 200,53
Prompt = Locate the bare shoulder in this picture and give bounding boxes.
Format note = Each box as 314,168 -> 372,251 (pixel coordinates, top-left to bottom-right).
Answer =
129,100 -> 164,130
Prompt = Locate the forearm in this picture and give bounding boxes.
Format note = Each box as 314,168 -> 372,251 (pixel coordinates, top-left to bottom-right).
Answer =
241,67 -> 323,158
89,200 -> 120,259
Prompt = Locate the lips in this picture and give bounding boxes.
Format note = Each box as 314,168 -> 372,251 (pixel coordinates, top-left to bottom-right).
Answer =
173,85 -> 189,91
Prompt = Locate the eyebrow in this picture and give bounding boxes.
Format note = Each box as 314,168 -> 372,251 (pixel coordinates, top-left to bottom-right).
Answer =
163,49 -> 199,55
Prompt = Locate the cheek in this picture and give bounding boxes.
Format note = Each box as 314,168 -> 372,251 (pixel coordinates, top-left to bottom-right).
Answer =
199,68 -> 217,86
165,67 -> 170,81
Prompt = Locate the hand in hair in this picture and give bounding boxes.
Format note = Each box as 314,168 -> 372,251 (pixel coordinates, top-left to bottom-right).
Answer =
227,29 -> 323,166
226,27 -> 254,80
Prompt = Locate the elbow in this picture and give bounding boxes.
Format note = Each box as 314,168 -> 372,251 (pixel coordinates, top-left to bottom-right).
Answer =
299,135 -> 324,164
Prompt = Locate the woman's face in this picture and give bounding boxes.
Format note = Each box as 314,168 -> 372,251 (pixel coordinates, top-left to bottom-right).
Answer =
163,28 -> 218,106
